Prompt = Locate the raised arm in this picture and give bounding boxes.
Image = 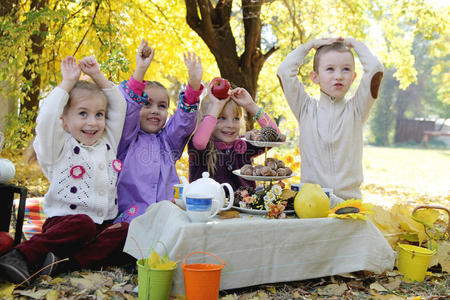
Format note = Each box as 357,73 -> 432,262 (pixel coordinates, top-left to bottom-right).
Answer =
192,85 -> 228,150
229,87 -> 280,134
34,56 -> 81,167
125,39 -> 155,96
277,38 -> 341,120
344,37 -> 383,99
276,41 -> 313,119
79,55 -> 112,88
80,55 -> 126,149
344,37 -> 384,122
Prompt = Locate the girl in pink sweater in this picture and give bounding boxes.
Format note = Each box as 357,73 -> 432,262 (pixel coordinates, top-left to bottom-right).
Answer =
188,85 -> 280,190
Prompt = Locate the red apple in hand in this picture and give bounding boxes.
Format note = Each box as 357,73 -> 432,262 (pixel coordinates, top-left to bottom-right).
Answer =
211,77 -> 230,99
0,232 -> 14,255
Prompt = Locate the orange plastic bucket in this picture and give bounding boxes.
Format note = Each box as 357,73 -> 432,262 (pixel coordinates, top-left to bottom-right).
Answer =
182,251 -> 226,300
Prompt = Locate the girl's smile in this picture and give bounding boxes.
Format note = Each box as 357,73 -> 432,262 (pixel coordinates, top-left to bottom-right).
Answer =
61,91 -> 107,146
212,102 -> 241,144
139,86 -> 169,134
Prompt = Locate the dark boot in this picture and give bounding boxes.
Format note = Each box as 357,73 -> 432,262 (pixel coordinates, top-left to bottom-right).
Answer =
39,252 -> 79,277
0,249 -> 31,285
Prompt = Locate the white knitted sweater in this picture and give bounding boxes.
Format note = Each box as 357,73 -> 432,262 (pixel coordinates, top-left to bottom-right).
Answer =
33,86 -> 126,223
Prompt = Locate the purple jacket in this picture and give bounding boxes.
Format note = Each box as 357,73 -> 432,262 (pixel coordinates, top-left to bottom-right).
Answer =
115,83 -> 198,223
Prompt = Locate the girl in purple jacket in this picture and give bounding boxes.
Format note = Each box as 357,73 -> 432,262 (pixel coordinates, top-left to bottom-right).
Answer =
115,39 -> 204,223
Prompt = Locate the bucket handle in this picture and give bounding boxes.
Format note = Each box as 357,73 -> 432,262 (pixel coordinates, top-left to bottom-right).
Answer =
182,251 -> 226,268
147,240 -> 169,258
413,205 -> 450,237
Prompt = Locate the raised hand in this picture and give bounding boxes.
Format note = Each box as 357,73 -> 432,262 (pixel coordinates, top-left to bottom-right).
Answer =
206,82 -> 229,118
230,87 -> 260,115
309,37 -> 342,50
343,37 -> 356,49
59,56 -> 81,92
133,39 -> 154,82
79,55 -> 110,88
184,52 -> 203,90
137,39 -> 154,70
79,55 -> 101,77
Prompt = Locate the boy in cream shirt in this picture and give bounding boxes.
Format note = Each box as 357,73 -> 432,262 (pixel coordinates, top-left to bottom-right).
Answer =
277,37 -> 383,200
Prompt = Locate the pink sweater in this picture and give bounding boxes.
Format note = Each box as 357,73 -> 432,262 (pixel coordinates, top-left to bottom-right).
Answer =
192,113 -> 280,150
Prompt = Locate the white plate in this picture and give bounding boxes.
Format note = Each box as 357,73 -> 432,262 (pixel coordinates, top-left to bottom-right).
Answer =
241,138 -> 285,148
233,206 -> 295,215
232,169 -> 296,181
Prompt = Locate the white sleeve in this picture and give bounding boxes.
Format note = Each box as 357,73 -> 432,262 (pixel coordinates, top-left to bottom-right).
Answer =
102,84 -> 127,151
277,44 -> 313,121
33,87 -> 69,170
351,40 -> 384,123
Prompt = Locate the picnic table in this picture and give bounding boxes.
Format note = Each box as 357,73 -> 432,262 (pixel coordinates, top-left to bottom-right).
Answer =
124,201 -> 395,295
423,130 -> 450,147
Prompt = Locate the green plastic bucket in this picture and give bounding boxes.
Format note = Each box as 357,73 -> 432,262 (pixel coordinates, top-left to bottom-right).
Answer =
137,259 -> 176,300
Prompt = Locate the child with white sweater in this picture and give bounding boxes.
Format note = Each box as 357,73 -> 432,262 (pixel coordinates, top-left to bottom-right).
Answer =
277,37 -> 383,200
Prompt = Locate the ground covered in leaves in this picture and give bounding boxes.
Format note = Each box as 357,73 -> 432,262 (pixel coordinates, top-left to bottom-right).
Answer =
1,146 -> 449,299
0,266 -> 448,299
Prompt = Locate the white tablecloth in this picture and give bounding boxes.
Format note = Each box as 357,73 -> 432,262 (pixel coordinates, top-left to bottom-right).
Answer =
124,201 -> 395,295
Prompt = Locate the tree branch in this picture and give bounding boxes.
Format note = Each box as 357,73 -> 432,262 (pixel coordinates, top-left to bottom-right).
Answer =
72,2 -> 100,56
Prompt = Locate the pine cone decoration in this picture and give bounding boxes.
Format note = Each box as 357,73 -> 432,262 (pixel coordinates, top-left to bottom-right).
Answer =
260,126 -> 279,142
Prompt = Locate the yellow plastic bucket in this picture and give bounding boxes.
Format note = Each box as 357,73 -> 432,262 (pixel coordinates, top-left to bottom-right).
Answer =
397,244 -> 435,282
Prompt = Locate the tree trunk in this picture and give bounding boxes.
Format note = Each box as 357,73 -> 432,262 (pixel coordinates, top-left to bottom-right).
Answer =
21,0 -> 49,115
184,0 -> 277,130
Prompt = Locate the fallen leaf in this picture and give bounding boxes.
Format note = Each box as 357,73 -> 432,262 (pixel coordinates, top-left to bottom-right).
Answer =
219,295 -> 236,300
346,280 -> 365,290
95,289 -> 107,299
372,294 -> 404,299
219,210 -> 240,219
265,285 -> 276,294
381,277 -> 401,290
45,290 -> 59,300
412,209 -> 440,227
255,290 -> 270,299
292,290 -> 300,298
49,277 -> 66,284
0,282 -> 14,299
385,270 -> 401,277
317,283 -> 347,296
70,277 -> 96,290
14,289 -> 53,299
370,282 -> 388,292
435,240 -> 450,272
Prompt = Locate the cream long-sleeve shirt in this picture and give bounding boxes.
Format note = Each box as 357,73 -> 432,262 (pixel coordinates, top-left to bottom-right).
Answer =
277,40 -> 383,199
33,86 -> 126,224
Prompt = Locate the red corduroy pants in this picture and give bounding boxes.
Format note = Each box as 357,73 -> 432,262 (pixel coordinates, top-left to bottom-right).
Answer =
16,214 -> 131,269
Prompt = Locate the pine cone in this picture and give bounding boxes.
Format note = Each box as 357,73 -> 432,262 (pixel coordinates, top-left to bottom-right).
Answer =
260,126 -> 279,142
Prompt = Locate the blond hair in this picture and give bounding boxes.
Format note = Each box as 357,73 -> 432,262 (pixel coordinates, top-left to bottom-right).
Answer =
313,41 -> 354,73
27,81 -> 106,163
197,96 -> 243,176
63,80 -> 106,114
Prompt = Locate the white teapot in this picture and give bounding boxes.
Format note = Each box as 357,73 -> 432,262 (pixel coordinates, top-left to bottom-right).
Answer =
181,172 -> 234,211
